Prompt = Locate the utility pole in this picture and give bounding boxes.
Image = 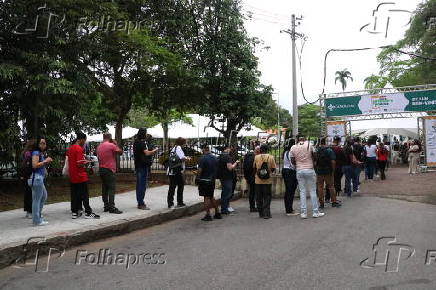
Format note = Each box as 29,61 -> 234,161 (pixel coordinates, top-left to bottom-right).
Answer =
281,14 -> 303,138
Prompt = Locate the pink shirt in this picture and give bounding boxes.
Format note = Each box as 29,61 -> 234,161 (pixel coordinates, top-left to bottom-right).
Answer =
290,141 -> 314,170
96,141 -> 119,173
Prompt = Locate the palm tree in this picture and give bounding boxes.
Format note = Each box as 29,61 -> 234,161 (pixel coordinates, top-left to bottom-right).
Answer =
364,74 -> 388,90
335,69 -> 353,91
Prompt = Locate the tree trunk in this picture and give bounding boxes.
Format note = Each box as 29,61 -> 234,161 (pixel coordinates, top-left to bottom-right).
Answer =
115,114 -> 125,171
162,122 -> 169,151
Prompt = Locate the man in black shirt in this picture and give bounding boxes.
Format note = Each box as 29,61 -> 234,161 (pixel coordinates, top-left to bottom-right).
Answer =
352,137 -> 364,189
197,144 -> 221,221
217,145 -> 239,215
133,128 -> 158,210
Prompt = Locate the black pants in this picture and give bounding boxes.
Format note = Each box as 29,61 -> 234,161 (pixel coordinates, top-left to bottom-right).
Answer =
255,184 -> 272,218
246,179 -> 256,210
327,167 -> 343,200
167,172 -> 184,206
378,160 -> 387,180
71,182 -> 92,214
23,179 -> 32,213
100,168 -> 116,210
282,168 -> 298,213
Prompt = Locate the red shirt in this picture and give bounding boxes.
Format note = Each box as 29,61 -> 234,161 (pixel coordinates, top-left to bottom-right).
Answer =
67,144 -> 88,184
96,141 -> 119,173
377,148 -> 388,161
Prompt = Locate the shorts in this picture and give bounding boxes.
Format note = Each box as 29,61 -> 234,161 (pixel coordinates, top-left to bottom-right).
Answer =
198,181 -> 215,197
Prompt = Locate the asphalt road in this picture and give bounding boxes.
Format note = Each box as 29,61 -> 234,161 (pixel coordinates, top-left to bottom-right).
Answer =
1,196 -> 436,290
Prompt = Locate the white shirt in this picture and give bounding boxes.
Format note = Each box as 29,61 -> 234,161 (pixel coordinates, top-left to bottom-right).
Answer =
365,144 -> 377,158
283,150 -> 295,170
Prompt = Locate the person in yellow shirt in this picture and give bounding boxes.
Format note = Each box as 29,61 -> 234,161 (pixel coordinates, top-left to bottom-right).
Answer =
253,144 -> 276,219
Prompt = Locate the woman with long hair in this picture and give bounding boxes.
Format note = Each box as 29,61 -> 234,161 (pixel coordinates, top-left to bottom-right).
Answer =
29,138 -> 53,226
408,139 -> 421,175
376,143 -> 388,180
282,138 -> 298,215
22,139 -> 36,218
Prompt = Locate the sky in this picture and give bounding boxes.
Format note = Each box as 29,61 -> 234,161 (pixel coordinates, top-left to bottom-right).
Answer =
242,0 -> 424,129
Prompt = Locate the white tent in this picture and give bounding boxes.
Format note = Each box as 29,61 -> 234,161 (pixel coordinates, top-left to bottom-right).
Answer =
87,114 -> 264,142
352,128 -> 417,139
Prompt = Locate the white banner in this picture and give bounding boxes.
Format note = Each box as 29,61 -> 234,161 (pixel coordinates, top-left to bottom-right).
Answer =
326,121 -> 346,137
424,117 -> 436,166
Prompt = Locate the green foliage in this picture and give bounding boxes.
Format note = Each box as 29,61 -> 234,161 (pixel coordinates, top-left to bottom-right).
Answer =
377,0 -> 436,86
252,99 -> 292,130
298,104 -> 321,138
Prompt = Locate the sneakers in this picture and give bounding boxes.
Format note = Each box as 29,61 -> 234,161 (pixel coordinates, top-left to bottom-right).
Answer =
213,213 -> 223,219
201,214 -> 213,221
168,204 -> 175,209
84,212 -> 100,219
34,221 -> 49,227
332,202 -> 342,208
176,203 -> 186,208
300,213 -> 308,219
325,199 -> 331,204
319,203 -> 325,210
228,207 -> 235,212
138,205 -> 151,210
72,212 -> 83,219
109,208 -> 123,214
313,212 -> 325,218
286,211 -> 299,216
25,212 -> 32,219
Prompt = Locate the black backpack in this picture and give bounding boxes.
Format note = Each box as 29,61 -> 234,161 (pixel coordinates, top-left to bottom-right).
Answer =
315,147 -> 331,172
216,154 -> 227,180
21,152 -> 33,180
257,155 -> 270,180
243,152 -> 255,180
168,146 -> 182,169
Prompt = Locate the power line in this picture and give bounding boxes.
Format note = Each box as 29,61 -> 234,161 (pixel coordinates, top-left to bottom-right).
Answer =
243,3 -> 290,20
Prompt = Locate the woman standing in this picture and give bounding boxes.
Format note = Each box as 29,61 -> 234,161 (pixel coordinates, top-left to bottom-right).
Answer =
282,139 -> 299,216
22,140 -> 36,218
29,138 -> 53,226
376,143 -> 388,180
408,139 -> 421,175
364,140 -> 377,181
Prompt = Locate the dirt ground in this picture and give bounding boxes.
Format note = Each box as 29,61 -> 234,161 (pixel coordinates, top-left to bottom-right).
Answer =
358,165 -> 436,205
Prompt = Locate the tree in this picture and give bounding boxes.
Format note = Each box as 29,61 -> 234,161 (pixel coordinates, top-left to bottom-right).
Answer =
298,104 -> 321,138
252,99 -> 292,130
335,69 -> 353,91
364,75 -> 389,89
377,0 -> 436,87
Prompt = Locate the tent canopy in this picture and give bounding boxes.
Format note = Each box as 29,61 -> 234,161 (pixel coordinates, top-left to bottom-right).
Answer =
351,128 -> 417,139
87,114 -> 264,142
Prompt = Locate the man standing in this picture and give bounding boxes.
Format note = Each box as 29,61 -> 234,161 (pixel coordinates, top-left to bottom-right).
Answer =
217,145 -> 239,215
352,137 -> 364,191
197,144 -> 222,221
243,147 -> 257,212
314,137 -> 341,209
330,136 -> 345,197
253,144 -> 276,219
96,133 -> 123,214
291,136 -> 325,219
133,128 -> 158,210
67,132 -> 100,219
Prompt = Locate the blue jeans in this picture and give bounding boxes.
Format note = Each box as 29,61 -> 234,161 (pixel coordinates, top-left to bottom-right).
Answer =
220,179 -> 233,213
366,157 -> 376,179
342,165 -> 359,196
296,169 -> 319,214
353,166 -> 362,188
28,174 -> 47,225
135,167 -> 148,206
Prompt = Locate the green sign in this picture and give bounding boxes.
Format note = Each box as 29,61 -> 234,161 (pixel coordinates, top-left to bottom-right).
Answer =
325,89 -> 436,117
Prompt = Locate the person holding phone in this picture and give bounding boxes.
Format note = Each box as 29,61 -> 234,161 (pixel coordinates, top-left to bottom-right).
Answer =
217,145 -> 239,215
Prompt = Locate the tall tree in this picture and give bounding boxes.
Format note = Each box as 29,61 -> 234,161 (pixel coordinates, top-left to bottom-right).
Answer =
335,69 -> 353,91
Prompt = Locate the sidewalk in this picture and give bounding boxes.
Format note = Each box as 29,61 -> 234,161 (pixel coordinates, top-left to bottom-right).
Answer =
0,185 -> 224,269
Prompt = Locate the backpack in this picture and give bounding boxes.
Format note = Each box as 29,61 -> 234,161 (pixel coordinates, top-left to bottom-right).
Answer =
216,154 -> 227,180
257,155 -> 270,180
243,152 -> 255,180
21,152 -> 33,180
168,146 -> 182,169
315,147 -> 331,172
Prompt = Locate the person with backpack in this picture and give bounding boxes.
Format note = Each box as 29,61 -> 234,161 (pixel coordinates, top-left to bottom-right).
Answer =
243,148 -> 257,212
282,139 -> 299,216
314,137 -> 342,209
133,128 -> 159,210
96,133 -> 123,214
343,138 -> 362,197
29,138 -> 53,226
21,139 -> 36,219
67,132 -> 100,219
376,143 -> 388,180
291,136 -> 324,219
217,145 -> 239,215
167,137 -> 191,208
196,144 -> 222,221
253,144 -> 276,219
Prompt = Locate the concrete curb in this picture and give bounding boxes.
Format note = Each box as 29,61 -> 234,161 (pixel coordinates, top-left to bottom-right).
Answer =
0,192 -> 240,270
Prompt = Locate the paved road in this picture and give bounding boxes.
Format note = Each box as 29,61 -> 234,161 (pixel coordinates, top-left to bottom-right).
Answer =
1,196 -> 436,290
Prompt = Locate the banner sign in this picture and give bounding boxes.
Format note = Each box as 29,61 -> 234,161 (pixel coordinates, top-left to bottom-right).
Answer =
424,116 -> 436,167
326,121 -> 346,137
325,89 -> 436,117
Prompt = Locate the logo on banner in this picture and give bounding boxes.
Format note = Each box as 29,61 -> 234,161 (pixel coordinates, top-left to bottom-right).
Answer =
370,95 -> 393,112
